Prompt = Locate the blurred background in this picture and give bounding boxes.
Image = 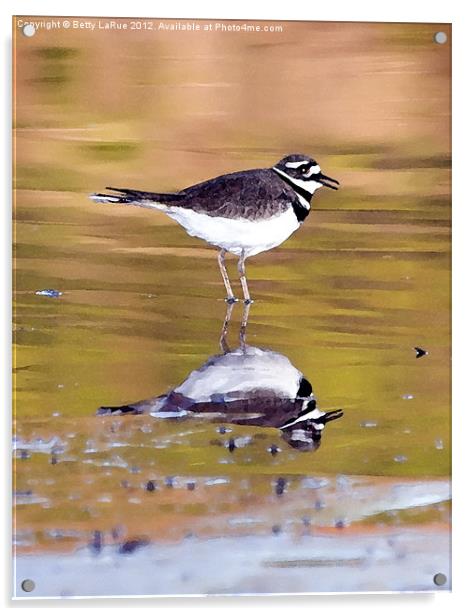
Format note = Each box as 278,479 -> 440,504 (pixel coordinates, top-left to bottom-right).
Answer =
13,18 -> 451,595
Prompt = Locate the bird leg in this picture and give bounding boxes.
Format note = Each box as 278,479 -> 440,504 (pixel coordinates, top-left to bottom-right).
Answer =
239,301 -> 251,351
237,250 -> 253,305
219,301 -> 234,354
217,249 -> 237,303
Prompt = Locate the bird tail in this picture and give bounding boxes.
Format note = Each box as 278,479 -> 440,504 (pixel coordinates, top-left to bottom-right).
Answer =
89,186 -> 184,210
96,403 -> 143,416
96,395 -> 168,416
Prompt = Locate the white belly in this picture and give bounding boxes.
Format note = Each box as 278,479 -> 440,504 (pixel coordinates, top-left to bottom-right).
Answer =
174,345 -> 305,402
165,206 -> 300,257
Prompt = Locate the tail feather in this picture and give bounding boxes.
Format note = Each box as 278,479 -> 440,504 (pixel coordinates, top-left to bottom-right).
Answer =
90,186 -> 184,208
96,403 -> 142,416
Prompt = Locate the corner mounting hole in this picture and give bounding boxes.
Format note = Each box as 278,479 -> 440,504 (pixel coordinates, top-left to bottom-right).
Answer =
433,572 -> 447,586
434,32 -> 447,44
21,579 -> 35,592
22,24 -> 36,37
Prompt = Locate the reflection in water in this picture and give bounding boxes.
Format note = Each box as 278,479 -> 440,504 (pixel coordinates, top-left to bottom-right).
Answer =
97,304 -> 343,451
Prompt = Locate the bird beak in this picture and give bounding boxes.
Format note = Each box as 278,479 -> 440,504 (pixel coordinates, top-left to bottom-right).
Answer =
316,172 -> 340,190
322,409 -> 343,423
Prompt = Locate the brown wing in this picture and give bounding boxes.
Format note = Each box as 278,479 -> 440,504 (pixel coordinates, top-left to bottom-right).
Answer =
177,168 -> 297,220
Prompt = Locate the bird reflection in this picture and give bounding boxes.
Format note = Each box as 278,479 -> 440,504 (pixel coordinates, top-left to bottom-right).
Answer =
97,304 -> 343,451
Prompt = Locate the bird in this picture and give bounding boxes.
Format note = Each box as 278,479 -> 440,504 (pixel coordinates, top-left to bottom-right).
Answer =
96,305 -> 343,452
97,343 -> 343,451
90,154 -> 339,303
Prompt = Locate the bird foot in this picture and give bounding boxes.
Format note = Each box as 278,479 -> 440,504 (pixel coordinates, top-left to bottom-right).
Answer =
225,296 -> 239,304
243,298 -> 254,305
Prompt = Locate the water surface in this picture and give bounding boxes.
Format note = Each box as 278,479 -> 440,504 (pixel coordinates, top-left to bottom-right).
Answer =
13,18 -> 451,596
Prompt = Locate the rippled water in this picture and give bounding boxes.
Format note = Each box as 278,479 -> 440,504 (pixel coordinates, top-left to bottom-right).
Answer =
13,18 -> 451,596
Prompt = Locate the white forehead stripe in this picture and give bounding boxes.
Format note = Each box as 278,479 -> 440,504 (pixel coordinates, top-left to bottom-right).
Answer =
285,160 -> 309,169
272,167 -> 321,202
279,408 -> 325,430
306,164 -> 321,176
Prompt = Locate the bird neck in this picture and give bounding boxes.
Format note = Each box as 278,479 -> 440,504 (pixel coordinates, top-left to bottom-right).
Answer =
272,166 -> 315,206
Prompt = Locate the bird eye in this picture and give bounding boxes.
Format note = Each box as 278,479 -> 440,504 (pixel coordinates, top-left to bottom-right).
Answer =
301,165 -> 310,174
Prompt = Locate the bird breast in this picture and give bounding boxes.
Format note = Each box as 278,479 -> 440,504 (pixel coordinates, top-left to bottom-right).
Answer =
165,206 -> 300,257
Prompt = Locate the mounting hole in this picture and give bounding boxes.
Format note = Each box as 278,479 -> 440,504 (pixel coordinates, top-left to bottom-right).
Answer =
22,24 -> 36,37
434,32 -> 447,45
433,572 -> 447,586
21,579 -> 35,592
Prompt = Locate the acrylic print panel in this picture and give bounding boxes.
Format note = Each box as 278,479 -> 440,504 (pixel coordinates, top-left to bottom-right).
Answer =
12,16 -> 451,597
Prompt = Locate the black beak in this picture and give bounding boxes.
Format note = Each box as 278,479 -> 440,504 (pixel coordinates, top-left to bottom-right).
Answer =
316,172 -> 340,190
322,409 -> 343,423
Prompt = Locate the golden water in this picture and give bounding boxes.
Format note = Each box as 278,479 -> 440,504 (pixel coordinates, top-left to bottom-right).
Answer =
13,18 -> 451,595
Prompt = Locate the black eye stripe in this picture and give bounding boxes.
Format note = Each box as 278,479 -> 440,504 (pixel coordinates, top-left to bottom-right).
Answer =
297,377 -> 313,398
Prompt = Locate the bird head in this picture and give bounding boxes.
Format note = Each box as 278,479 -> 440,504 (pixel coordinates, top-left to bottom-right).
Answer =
273,154 -> 340,195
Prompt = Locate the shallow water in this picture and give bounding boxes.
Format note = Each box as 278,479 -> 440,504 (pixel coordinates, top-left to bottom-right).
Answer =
13,18 -> 451,596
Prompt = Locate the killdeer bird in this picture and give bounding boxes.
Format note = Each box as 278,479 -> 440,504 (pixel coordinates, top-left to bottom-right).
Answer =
97,306 -> 343,451
91,154 -> 339,303
97,349 -> 342,452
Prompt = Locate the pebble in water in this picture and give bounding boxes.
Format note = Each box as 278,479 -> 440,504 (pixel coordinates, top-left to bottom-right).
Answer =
394,455 -> 408,463
145,480 -> 156,492
272,524 -> 282,535
360,421 -> 377,428
227,438 -> 236,453
217,426 -> 231,435
89,530 -> 103,554
274,477 -> 286,496
187,481 -> 196,491
402,394 -> 414,400
35,289 -> 63,298
118,537 -> 150,555
435,438 -> 444,450
165,476 -> 175,488
267,444 -> 280,456
205,478 -> 230,486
